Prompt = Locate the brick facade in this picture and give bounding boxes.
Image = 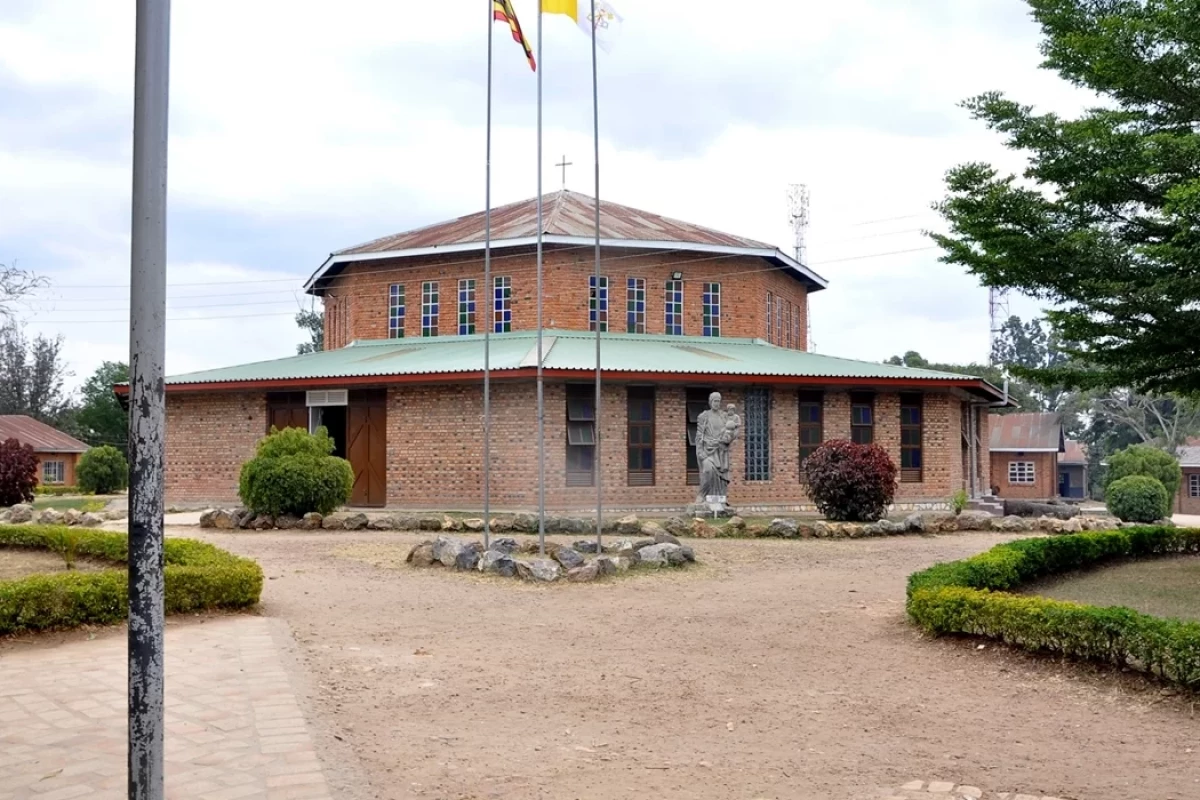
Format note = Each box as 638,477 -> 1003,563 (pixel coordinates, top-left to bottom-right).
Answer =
165,383 -> 982,510
321,247 -> 809,351
34,453 -> 78,487
989,451 -> 1058,500
1176,468 -> 1200,515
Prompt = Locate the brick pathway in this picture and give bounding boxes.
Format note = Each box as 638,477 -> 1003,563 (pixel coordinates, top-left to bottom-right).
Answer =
0,616 -> 332,800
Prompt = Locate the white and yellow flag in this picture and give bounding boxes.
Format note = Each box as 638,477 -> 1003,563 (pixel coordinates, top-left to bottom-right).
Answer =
542,0 -> 624,53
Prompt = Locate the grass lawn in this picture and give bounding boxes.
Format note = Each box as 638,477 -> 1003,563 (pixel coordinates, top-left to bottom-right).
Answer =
31,496 -> 103,512
1026,555 -> 1200,622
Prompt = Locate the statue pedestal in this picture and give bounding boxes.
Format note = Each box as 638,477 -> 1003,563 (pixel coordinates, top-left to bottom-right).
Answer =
687,496 -> 735,519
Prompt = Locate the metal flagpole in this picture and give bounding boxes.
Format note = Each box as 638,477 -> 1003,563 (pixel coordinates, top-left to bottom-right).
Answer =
482,0 -> 494,551
590,0 -> 602,555
535,1 -> 546,557
128,0 -> 170,797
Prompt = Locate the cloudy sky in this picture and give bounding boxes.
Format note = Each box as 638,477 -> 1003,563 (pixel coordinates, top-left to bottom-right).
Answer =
1,0 -> 1090,392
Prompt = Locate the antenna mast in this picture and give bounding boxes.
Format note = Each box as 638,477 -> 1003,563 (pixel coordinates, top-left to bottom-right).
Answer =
787,184 -> 814,351
988,287 -> 1010,364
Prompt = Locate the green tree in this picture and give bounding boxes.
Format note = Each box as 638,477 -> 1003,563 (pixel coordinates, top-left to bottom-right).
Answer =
296,310 -> 324,355
75,361 -> 129,456
933,0 -> 1200,395
0,319 -> 73,426
883,351 -> 1042,417
1106,443 -> 1182,500
76,445 -> 129,494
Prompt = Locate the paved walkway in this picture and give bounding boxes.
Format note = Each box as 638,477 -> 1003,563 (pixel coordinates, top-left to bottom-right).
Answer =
0,615 -> 333,800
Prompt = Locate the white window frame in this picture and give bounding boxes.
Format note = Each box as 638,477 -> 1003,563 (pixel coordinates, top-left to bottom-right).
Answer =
1008,461 -> 1036,485
42,460 -> 65,484
1189,473 -> 1200,498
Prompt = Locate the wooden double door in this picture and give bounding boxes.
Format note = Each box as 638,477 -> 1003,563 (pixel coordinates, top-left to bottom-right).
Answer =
265,389 -> 388,507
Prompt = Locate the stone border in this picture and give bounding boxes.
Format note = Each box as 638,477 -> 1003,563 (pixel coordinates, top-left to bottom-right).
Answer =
198,508 -> 1129,539
0,503 -> 124,528
406,534 -> 696,583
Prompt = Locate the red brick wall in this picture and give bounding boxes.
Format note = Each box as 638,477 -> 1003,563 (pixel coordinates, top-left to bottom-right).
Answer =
321,247 -> 809,350
165,382 -> 974,509
990,451 -> 1058,500
34,453 -> 78,487
1176,468 -> 1200,515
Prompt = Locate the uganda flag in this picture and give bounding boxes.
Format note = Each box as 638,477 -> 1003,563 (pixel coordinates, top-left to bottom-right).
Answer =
494,0 -> 536,71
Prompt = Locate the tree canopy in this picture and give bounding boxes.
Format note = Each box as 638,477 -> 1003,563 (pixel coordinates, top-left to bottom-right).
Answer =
933,0 -> 1200,395
296,310 -> 324,355
75,361 -> 130,455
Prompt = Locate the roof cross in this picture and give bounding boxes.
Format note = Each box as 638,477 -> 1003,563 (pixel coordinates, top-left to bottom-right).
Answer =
555,155 -> 573,190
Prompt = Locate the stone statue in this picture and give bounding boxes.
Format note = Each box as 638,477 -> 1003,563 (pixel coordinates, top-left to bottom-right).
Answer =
693,392 -> 740,513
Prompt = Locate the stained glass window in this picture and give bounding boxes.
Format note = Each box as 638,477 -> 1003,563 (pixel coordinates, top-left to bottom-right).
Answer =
627,277 -> 646,333
421,281 -> 439,337
493,276 -> 511,333
744,388 -> 771,481
589,275 -> 608,332
388,284 -> 405,339
665,279 -> 683,335
702,282 -> 721,337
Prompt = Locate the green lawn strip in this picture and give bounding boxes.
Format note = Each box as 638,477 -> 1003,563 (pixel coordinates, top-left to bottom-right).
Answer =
906,526 -> 1200,689
0,525 -> 263,634
31,497 -> 99,511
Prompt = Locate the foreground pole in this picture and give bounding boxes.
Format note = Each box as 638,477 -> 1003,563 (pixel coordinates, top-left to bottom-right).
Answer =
535,5 -> 546,557
482,0 -> 494,551
128,1 -> 170,797
589,0 -> 603,555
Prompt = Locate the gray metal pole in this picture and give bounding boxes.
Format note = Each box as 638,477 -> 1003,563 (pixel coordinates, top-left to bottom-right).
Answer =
127,0 -> 170,797
482,0 -> 493,551
535,4 -> 546,557
590,0 -> 602,555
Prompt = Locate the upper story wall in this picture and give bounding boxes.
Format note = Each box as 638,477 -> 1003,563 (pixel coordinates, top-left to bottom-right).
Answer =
321,246 -> 810,350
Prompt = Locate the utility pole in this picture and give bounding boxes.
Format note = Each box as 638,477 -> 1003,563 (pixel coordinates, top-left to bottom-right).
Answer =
127,1 -> 170,797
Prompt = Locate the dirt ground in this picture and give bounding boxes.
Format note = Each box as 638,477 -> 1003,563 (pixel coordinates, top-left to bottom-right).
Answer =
46,529 -> 1200,799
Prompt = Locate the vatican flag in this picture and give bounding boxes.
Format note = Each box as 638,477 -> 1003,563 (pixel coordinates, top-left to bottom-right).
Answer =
542,0 -> 624,53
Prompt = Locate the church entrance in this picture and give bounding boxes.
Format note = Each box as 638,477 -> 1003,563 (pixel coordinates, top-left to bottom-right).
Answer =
347,389 -> 388,507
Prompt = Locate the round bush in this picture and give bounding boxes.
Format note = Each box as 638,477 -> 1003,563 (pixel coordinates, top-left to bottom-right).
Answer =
1106,474 -> 1170,523
0,437 -> 38,506
238,426 -> 353,517
804,439 -> 898,522
76,445 -> 129,494
1105,444 -> 1181,500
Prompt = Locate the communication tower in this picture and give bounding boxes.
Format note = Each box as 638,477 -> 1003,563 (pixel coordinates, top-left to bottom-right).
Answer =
787,184 -> 814,352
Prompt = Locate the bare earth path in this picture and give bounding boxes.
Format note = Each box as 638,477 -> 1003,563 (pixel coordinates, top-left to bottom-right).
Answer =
183,530 -> 1199,800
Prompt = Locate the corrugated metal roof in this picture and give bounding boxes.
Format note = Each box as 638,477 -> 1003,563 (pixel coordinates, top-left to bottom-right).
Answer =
162,330 -> 1003,395
1061,439 -> 1088,465
989,412 -> 1065,452
0,415 -> 89,453
336,191 -> 775,255
1177,446 -> 1200,468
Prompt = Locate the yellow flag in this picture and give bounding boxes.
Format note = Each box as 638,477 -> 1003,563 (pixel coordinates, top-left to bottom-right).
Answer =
541,0 -> 623,53
541,0 -> 580,20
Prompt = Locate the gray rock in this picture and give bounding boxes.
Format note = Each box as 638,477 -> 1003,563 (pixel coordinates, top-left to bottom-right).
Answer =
199,509 -> 216,528
298,512 -> 323,530
462,518 -> 485,532
662,516 -> 690,538
992,515 -> 1033,532
479,549 -> 517,577
903,513 -> 925,533
955,511 -> 993,531
554,547 -> 585,570
211,509 -> 238,530
275,514 -> 301,530
654,531 -> 682,546
321,515 -> 345,530
38,508 -> 65,525
516,558 -> 561,582
342,513 -> 369,531
616,514 -> 641,535
680,546 -> 696,563
441,515 -> 463,532
432,536 -> 468,567
511,512 -> 538,533
611,555 -> 637,571
489,537 -> 518,554
552,517 -> 587,534
594,556 -> 618,576
367,515 -> 395,530
79,512 -> 104,528
234,508 -> 255,529
877,519 -> 907,535
602,538 -> 636,554
63,508 -> 82,526
726,515 -> 746,531
251,514 -> 275,530
632,537 -> 657,550
638,542 -> 688,567
690,518 -> 721,538
567,562 -> 601,582
574,540 -> 600,554
767,518 -> 799,538
640,520 -> 666,538
417,515 -> 443,532
455,547 -> 481,571
0,509 -> 10,524
406,541 -> 436,567
393,515 -> 421,531
104,509 -> 128,521
488,516 -> 513,533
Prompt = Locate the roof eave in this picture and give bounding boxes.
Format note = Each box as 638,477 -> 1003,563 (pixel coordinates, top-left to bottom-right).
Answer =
304,236 -> 830,295
990,447 -> 1062,453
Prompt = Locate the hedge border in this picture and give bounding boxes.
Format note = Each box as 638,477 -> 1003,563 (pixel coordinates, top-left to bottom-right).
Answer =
0,525 -> 264,635
906,526 -> 1200,689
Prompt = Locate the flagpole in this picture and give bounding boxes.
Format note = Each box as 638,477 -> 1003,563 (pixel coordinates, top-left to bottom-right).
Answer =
589,0 -> 602,555
535,0 -> 546,557
482,0 -> 494,551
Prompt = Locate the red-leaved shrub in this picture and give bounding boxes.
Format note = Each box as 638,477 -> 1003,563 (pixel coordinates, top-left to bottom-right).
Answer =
0,437 -> 38,507
805,439 -> 897,522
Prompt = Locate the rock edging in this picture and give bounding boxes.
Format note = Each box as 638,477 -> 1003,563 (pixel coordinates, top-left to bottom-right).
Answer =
0,504 -> 122,528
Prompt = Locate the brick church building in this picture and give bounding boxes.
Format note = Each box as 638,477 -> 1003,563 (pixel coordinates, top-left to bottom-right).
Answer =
158,191 -> 1006,511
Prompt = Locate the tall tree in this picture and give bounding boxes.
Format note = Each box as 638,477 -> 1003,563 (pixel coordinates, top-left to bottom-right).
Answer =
0,320 -> 73,426
75,361 -> 130,455
883,350 -> 1042,416
0,263 -> 47,319
933,0 -> 1200,395
990,315 -> 1077,412
296,309 -> 324,355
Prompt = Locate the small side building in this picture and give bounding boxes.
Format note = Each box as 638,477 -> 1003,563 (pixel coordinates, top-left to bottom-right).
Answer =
0,415 -> 89,487
1174,446 -> 1200,515
988,412 -> 1065,501
1058,439 -> 1089,499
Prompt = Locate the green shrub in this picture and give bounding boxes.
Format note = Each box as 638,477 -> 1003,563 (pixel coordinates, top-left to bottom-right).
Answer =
34,485 -> 87,497
804,440 -> 898,522
950,488 -> 969,516
238,426 -> 353,517
906,526 -> 1200,689
76,445 -> 129,494
0,525 -> 264,634
0,438 -> 38,506
1107,475 -> 1170,523
1105,444 -> 1181,500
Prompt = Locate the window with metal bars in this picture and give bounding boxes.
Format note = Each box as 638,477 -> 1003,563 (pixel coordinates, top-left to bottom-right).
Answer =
627,386 -> 655,486
421,281 -> 439,337
1008,461 -> 1035,484
1191,473 -> 1200,498
627,277 -> 646,333
900,393 -> 923,482
744,388 -> 771,481
798,390 -> 823,480
665,279 -> 683,335
566,384 -> 596,486
42,460 -> 65,484
702,282 -> 721,336
388,284 -> 405,339
850,392 -> 874,444
766,292 -> 774,343
589,275 -> 608,332
458,279 -> 476,335
493,276 -> 511,333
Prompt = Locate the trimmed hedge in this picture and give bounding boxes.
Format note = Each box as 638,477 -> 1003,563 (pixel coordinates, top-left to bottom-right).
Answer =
0,525 -> 263,634
1107,475 -> 1170,523
34,485 -> 88,497
907,526 -> 1200,688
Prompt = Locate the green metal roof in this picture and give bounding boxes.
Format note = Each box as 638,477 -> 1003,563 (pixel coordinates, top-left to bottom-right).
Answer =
163,330 -> 999,394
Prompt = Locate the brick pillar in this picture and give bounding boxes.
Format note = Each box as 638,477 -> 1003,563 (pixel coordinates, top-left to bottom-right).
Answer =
875,392 -> 901,470
825,391 -> 851,441
657,385 -> 688,504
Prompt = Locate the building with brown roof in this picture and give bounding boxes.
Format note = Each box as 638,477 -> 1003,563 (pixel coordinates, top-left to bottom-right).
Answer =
988,412 -> 1066,500
1173,446 -> 1200,515
1059,439 -> 1090,499
0,415 -> 89,487
149,191 -> 1010,512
